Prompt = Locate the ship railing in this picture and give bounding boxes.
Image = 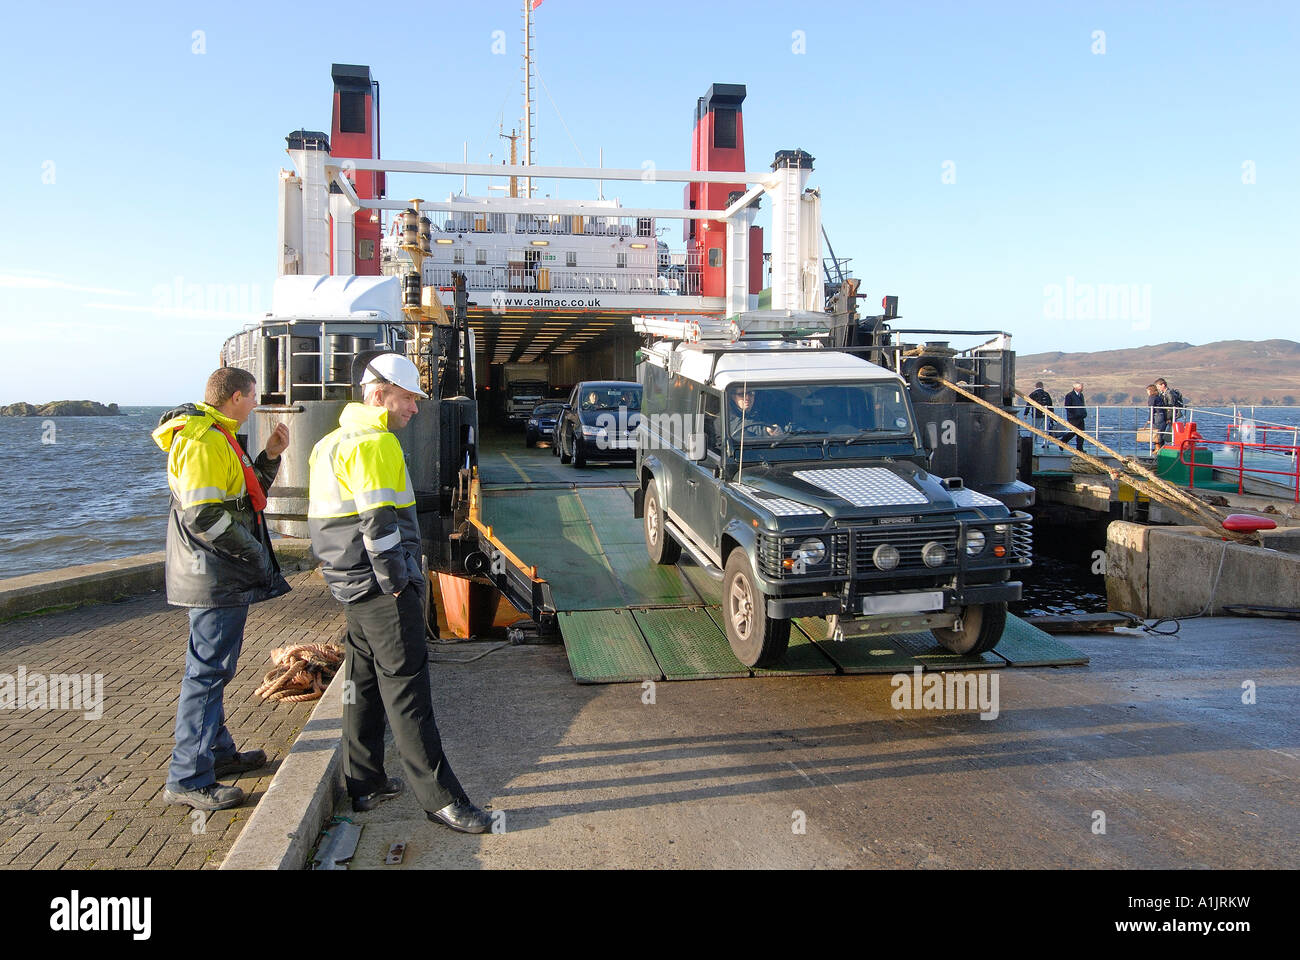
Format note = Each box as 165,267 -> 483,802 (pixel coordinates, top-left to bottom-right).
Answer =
423,262 -> 702,296
1179,437 -> 1300,502
432,248 -> 665,270
1018,403 -> 1300,461
432,212 -> 655,238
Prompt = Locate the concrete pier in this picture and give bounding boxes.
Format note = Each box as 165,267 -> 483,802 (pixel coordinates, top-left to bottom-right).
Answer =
238,615 -> 1298,870
1105,522 -> 1300,619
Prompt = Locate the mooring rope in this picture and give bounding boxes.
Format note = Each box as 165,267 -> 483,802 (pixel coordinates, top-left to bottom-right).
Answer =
255,642 -> 345,703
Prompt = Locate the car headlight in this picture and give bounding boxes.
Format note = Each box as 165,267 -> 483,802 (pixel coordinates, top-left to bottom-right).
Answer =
872,544 -> 900,571
993,523 -> 1009,533
922,541 -> 948,567
581,425 -> 599,438
794,537 -> 826,566
528,419 -> 538,426
965,529 -> 986,556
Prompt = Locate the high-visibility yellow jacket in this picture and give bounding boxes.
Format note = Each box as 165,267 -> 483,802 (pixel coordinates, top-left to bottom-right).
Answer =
307,402 -> 423,603
152,402 -> 289,607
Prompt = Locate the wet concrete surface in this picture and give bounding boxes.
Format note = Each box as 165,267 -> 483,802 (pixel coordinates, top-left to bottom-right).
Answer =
339,617 -> 1299,870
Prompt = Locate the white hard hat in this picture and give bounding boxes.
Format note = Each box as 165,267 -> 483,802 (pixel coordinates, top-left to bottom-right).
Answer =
360,353 -> 428,399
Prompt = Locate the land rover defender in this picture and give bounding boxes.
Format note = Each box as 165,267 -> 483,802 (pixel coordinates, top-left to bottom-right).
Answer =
632,316 -> 1033,668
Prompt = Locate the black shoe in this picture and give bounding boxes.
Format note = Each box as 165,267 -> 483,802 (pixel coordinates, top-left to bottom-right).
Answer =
427,798 -> 493,834
212,749 -> 268,778
352,777 -> 405,812
164,783 -> 246,811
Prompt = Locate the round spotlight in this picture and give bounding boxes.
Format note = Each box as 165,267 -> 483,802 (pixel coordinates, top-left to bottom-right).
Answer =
873,544 -> 900,571
965,529 -> 986,556
922,541 -> 947,567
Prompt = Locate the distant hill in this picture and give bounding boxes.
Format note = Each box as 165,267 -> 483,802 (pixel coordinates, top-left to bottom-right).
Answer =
1015,340 -> 1300,406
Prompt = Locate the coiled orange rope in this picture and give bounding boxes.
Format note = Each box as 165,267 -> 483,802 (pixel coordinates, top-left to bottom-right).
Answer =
255,642 -> 345,703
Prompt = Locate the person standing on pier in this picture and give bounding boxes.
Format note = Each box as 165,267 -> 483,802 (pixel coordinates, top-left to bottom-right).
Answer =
1062,381 -> 1088,450
1156,378 -> 1184,424
307,353 -> 493,834
154,367 -> 290,812
1146,383 -> 1170,446
1023,381 -> 1055,446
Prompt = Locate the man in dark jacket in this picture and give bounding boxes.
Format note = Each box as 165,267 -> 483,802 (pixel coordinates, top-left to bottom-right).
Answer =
1146,383 -> 1170,446
1156,378 -> 1184,424
1062,382 -> 1088,450
153,367 -> 290,811
1023,381 -> 1055,445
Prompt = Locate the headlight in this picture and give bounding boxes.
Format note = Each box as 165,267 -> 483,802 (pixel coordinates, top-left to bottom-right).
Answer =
922,541 -> 948,567
795,538 -> 826,566
581,425 -> 599,438
528,418 -> 538,426
965,529 -> 986,556
872,544 -> 900,571
993,523 -> 1009,533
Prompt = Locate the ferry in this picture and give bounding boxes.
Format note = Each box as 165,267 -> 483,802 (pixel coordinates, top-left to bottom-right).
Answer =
217,13 -> 1031,645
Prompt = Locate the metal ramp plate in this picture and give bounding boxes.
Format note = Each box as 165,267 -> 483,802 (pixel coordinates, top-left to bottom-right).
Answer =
632,607 -> 749,680
795,618 -> 934,674
559,609 -> 662,684
574,486 -> 643,543
888,632 -> 1005,669
604,541 -> 703,606
993,615 -> 1090,666
482,489 -> 626,610
482,487 -> 702,611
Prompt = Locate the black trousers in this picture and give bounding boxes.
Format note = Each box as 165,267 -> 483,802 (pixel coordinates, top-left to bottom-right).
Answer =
341,587 -> 464,812
1067,420 -> 1086,450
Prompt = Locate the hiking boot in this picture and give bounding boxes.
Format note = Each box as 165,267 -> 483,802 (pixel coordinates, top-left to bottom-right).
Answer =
212,749 -> 268,778
352,777 -> 405,812
164,783 -> 246,811
427,798 -> 492,834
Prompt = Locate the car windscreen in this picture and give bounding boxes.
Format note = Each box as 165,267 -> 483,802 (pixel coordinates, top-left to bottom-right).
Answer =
578,386 -> 642,412
726,381 -> 913,441
531,404 -> 563,417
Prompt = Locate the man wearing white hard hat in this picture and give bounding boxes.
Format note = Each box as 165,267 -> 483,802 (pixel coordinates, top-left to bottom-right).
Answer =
307,352 -> 492,834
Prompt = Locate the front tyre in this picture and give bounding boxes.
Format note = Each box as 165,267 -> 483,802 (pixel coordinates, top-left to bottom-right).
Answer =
722,550 -> 790,668
559,429 -> 572,463
572,433 -> 587,468
643,480 -> 681,565
931,601 -> 1007,655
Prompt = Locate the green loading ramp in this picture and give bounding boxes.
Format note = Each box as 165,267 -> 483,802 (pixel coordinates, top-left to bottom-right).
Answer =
480,485 -> 1088,683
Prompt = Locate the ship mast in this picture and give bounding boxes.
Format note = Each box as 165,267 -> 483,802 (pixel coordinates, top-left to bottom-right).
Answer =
499,126 -> 520,199
522,0 -> 535,198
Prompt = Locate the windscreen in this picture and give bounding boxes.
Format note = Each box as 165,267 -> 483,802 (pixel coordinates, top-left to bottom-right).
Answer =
579,386 -> 642,412
726,381 -> 912,440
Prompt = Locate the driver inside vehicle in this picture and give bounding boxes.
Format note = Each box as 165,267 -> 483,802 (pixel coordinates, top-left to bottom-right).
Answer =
728,387 -> 787,439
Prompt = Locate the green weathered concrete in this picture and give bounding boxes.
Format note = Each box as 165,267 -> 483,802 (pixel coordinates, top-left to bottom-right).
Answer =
0,539 -> 318,621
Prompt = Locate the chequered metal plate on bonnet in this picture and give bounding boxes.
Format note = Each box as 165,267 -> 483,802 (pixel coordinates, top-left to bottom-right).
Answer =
946,487 -> 1003,508
792,467 -> 928,507
731,482 -> 824,516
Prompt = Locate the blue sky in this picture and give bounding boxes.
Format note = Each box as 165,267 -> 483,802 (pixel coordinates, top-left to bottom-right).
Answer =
1,0 -> 1296,404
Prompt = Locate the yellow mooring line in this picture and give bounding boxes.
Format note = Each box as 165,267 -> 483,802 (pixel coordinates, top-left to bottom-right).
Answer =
935,377 -> 1256,544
